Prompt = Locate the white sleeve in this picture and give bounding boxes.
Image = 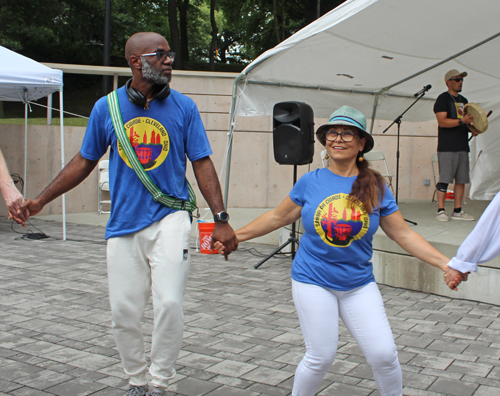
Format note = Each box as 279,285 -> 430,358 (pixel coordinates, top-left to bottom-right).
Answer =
448,193 -> 500,273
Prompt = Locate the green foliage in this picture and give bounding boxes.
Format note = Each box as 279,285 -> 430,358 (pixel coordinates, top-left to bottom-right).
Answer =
218,0 -> 344,63
0,0 -> 343,68
111,0 -> 171,65
0,117 -> 88,127
0,0 -> 169,66
188,1 -> 225,62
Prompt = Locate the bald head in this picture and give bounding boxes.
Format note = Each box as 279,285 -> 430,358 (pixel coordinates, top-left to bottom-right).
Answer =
125,32 -> 169,67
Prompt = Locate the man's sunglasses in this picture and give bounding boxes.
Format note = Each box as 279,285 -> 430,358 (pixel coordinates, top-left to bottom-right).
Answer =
135,51 -> 176,62
449,78 -> 463,82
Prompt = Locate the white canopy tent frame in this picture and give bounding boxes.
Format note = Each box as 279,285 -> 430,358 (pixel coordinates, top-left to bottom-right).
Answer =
223,0 -> 500,205
0,46 -> 66,239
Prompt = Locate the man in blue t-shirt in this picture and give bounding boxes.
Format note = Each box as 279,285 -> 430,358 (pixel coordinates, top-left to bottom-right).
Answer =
17,32 -> 238,396
433,69 -> 478,222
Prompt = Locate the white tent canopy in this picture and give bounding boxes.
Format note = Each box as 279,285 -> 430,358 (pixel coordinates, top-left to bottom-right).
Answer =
226,0 -> 500,200
0,46 -> 67,238
0,46 -> 62,102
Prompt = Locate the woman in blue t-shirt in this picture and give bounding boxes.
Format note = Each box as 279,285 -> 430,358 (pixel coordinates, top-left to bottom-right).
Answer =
216,106 -> 466,396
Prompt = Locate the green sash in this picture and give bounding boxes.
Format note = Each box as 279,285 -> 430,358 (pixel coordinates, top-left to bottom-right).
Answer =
106,90 -> 197,212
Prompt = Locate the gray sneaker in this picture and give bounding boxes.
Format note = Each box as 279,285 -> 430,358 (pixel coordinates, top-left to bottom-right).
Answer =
451,211 -> 475,221
436,211 -> 449,222
146,388 -> 166,396
125,385 -> 149,396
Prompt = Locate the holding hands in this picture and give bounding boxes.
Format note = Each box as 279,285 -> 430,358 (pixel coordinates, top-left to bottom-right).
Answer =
443,265 -> 468,291
213,240 -> 227,256
0,180 -> 29,225
0,149 -> 30,225
211,223 -> 238,260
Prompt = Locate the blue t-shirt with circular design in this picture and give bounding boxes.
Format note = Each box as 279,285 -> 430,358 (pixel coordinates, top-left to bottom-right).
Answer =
289,168 -> 398,291
81,87 -> 212,239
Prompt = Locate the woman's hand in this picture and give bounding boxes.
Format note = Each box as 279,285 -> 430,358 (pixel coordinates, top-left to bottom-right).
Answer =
443,266 -> 469,291
213,241 -> 226,256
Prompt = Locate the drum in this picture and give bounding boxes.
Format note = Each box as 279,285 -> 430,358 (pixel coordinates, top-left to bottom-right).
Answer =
464,103 -> 488,134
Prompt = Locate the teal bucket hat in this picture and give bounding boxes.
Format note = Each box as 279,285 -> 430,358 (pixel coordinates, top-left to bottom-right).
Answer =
316,106 -> 374,153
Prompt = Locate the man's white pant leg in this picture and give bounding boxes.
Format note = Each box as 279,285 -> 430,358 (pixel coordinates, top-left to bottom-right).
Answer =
107,232 -> 151,386
147,211 -> 191,389
107,211 -> 192,388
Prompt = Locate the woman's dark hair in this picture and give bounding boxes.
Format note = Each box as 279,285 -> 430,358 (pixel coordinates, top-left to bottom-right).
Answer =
349,151 -> 386,214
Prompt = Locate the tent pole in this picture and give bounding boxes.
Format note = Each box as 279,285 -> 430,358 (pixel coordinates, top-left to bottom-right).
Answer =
223,73 -> 246,209
369,95 -> 380,135
382,30 -> 500,91
60,89 -> 66,241
47,94 -> 53,126
24,102 -> 28,199
244,79 -> 433,102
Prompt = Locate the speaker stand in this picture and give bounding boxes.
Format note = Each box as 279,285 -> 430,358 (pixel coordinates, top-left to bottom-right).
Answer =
255,165 -> 299,269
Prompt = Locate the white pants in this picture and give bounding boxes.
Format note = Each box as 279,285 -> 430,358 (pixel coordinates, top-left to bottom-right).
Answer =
107,211 -> 191,390
292,280 -> 402,396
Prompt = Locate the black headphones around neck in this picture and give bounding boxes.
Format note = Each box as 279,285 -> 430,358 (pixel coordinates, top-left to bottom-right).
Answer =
125,78 -> 171,108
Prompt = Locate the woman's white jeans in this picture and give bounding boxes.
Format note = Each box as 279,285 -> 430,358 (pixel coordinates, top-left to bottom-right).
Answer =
107,211 -> 191,390
292,280 -> 402,396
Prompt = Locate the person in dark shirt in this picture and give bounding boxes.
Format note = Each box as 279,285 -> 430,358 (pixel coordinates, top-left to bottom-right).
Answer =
433,69 -> 478,222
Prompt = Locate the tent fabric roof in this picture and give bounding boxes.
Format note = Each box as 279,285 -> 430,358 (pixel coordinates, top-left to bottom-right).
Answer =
231,0 -> 500,199
0,46 -> 63,102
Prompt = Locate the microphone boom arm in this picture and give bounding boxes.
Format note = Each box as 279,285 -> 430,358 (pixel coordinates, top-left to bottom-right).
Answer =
382,89 -> 428,134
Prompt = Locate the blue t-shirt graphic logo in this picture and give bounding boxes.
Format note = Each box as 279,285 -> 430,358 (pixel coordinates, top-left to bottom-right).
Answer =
314,193 -> 369,247
119,116 -> 170,171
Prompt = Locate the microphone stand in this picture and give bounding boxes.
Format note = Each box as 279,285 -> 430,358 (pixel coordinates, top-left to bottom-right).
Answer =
382,91 -> 429,226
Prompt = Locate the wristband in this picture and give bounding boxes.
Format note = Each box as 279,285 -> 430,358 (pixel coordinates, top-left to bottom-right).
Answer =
458,119 -> 464,126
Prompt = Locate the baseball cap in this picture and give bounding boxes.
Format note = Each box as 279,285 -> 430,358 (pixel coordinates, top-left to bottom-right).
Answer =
444,69 -> 468,82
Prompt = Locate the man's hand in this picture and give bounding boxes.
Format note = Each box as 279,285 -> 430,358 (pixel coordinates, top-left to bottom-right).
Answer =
468,124 -> 480,136
211,222 -> 238,260
463,113 -> 474,125
13,198 -> 44,227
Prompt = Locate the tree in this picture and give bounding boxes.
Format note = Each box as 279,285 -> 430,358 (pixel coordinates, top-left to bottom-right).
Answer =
208,0 -> 218,70
218,0 -> 343,64
178,0 -> 190,63
0,0 -> 343,70
168,0 -> 184,68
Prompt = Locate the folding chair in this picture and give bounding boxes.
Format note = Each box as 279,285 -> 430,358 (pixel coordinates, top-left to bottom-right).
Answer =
98,160 -> 111,214
364,150 -> 394,194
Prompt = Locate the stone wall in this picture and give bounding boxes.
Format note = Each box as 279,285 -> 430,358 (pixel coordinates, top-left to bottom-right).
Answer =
0,71 -> 444,216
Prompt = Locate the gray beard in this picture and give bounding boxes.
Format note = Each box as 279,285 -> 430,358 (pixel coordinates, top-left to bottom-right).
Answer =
141,58 -> 171,85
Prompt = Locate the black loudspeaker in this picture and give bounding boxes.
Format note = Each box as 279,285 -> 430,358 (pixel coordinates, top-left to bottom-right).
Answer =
273,101 -> 315,165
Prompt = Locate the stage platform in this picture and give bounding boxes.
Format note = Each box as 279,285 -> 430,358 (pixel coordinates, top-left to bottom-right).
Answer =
33,198 -> 499,305
373,199 -> 498,305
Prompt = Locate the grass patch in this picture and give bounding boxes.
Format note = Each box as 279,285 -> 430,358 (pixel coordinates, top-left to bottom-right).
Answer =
0,118 -> 88,127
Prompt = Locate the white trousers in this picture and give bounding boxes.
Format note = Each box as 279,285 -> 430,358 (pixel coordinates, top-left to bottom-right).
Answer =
107,211 -> 191,389
292,280 -> 402,396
